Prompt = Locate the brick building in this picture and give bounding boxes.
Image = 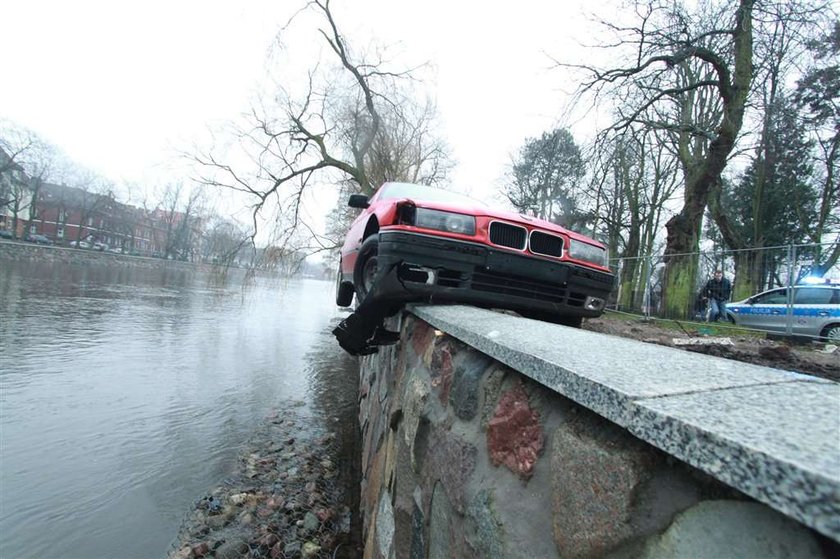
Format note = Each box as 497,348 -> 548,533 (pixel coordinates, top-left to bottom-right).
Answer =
31,183 -> 183,255
19,182 -> 198,257
2,148 -> 204,258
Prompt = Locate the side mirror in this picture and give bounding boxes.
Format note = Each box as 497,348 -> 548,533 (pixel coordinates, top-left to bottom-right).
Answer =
348,194 -> 370,209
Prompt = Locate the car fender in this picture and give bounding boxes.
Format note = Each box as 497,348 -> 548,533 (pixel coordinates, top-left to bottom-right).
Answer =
342,200 -> 399,275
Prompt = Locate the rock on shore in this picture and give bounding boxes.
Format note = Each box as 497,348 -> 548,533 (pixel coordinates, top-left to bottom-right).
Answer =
167,403 -> 357,559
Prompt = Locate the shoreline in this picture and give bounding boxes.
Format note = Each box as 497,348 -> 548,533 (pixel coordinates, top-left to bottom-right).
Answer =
0,240 -> 293,280
167,402 -> 361,559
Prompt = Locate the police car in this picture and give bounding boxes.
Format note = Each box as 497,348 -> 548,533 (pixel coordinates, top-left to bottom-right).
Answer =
726,284 -> 840,341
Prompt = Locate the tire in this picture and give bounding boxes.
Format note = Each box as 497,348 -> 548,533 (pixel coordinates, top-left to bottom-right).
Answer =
335,260 -> 354,307
821,324 -> 840,343
520,310 -> 583,328
353,236 -> 380,304
556,315 -> 583,328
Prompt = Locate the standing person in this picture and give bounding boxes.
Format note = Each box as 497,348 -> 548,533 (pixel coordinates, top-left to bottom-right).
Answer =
703,269 -> 732,322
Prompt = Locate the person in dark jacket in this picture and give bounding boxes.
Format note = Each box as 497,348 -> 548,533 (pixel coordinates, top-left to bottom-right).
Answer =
703,269 -> 732,322
693,291 -> 709,321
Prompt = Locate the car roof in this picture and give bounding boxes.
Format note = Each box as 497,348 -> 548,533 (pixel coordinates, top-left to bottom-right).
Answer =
730,284 -> 839,304
755,285 -> 838,292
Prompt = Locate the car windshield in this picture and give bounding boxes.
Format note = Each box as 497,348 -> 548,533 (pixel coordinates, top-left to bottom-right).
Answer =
377,183 -> 485,207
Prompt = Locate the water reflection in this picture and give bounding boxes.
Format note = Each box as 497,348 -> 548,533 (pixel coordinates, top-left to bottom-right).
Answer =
0,261 -> 355,559
304,319 -> 362,552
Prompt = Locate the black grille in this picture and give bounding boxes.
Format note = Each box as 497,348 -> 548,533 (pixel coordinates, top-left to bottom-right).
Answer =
571,267 -> 614,285
489,222 -> 527,249
471,270 -> 569,303
529,231 -> 564,257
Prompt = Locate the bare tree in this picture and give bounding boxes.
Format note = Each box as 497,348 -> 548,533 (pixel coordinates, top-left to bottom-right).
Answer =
0,132 -> 34,233
563,0 -> 837,316
71,174 -> 117,245
0,146 -> 31,238
561,0 -> 755,317
193,0 -> 452,254
587,127 -> 681,311
157,183 -> 205,261
0,123 -> 58,238
314,93 -> 454,269
705,6 -> 836,297
351,94 -> 453,188
199,214 -> 253,266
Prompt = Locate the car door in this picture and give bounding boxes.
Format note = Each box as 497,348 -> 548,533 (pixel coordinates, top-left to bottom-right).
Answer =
792,287 -> 836,337
738,288 -> 789,333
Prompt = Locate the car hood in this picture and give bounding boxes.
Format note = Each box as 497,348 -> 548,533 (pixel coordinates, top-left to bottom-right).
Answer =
401,198 -> 605,248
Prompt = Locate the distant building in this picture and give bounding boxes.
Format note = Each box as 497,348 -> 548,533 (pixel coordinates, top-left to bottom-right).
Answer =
33,183 -> 119,245
25,182 -> 200,258
2,152 -> 207,259
0,147 -> 34,237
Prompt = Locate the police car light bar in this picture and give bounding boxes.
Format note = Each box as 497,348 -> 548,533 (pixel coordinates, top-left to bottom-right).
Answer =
799,276 -> 840,285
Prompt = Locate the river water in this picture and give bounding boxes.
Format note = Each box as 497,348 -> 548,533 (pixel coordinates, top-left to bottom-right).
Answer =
0,261 -> 358,559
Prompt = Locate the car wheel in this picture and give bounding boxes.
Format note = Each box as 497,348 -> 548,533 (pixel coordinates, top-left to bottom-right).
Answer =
335,261 -> 354,307
353,236 -> 380,304
520,310 -> 582,328
821,324 -> 840,343
556,315 -> 583,328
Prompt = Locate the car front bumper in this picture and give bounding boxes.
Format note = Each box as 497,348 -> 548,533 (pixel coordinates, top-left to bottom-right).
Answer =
369,230 -> 615,318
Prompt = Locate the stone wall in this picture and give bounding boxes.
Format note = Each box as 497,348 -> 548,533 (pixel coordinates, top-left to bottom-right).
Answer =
358,312 -> 835,558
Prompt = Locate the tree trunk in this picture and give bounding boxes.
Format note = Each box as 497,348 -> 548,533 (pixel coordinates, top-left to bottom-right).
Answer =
618,222 -> 641,310
661,0 -> 754,318
11,199 -> 20,238
732,250 -> 759,300
662,212 -> 703,318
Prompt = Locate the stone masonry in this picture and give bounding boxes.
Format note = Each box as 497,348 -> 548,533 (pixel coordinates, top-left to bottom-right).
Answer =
357,312 -> 837,558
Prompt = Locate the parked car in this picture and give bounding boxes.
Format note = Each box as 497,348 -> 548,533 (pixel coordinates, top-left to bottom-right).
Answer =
24,234 -> 53,245
726,284 -> 840,341
0,229 -> 14,239
71,240 -> 92,249
93,242 -> 107,251
336,182 -> 615,326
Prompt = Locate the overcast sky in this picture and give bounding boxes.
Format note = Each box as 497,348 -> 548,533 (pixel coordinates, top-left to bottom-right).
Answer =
0,0 -> 607,214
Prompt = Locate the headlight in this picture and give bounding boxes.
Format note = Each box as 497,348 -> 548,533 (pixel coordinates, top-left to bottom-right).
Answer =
568,239 -> 608,267
413,208 -> 476,235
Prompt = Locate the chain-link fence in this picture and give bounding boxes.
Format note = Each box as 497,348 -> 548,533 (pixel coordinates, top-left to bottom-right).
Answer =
608,243 -> 840,340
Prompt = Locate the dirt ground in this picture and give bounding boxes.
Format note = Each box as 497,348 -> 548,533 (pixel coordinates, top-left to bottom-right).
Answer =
582,313 -> 840,383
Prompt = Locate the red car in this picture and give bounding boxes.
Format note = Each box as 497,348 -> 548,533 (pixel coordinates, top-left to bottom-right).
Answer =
335,182 -> 614,327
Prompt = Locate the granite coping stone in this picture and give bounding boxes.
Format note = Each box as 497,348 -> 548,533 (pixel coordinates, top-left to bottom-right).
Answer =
408,305 -> 826,426
408,304 -> 840,541
631,381 -> 840,539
